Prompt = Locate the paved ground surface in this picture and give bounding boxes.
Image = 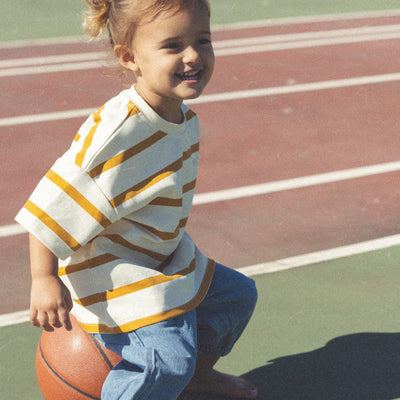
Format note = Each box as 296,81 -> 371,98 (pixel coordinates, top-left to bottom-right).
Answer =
2,2 -> 400,399
3,247 -> 400,399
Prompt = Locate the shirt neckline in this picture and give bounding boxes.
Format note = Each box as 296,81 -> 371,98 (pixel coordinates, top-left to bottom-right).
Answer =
128,85 -> 188,136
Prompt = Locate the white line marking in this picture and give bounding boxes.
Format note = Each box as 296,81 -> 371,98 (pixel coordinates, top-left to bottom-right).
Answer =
188,73 -> 400,104
4,160 -> 400,238
0,310 -> 30,328
0,60 -> 108,77
212,9 -> 400,30
0,51 -> 108,68
3,25 -> 400,77
2,232 -> 400,327
212,24 -> 400,48
0,108 -> 95,127
214,31 -> 400,56
2,9 -> 400,49
236,233 -> 400,277
0,36 -> 89,49
3,72 -> 400,128
0,224 -> 27,237
2,24 -> 399,69
192,161 -> 400,205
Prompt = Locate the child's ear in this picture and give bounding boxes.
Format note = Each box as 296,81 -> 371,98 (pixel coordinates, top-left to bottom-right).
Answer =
114,45 -> 139,72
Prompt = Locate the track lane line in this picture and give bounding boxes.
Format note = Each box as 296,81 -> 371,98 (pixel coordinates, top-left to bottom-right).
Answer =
0,310 -> 30,328
3,24 -> 400,68
3,24 -> 400,76
0,224 -> 27,237
192,161 -> 400,205
2,232 -> 400,327
0,51 -> 107,68
214,31 -> 400,56
0,108 -> 95,127
2,160 -> 400,238
212,9 -> 400,30
3,72 -> 400,127
236,233 -> 400,276
212,24 -> 400,48
2,9 -> 400,49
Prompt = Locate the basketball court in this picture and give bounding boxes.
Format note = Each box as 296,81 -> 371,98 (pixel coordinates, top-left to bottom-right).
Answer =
2,1 -> 400,399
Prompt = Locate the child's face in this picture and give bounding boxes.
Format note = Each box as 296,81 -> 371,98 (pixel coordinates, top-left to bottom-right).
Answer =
117,2 -> 214,122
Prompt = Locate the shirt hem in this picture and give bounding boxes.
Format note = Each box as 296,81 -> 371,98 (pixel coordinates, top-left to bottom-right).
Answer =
77,258 -> 216,334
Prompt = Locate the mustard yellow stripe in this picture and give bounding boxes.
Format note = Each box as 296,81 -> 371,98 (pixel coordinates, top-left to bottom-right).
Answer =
104,234 -> 168,262
75,105 -> 105,168
149,197 -> 183,207
76,258 -> 197,307
157,252 -> 174,273
45,169 -> 112,229
185,109 -> 196,121
58,253 -> 119,276
110,158 -> 182,208
24,200 -> 81,251
127,101 -> 140,118
183,142 -> 199,160
183,179 -> 196,194
88,130 -> 168,178
78,258 -> 215,334
136,218 -> 188,241
109,143 -> 198,209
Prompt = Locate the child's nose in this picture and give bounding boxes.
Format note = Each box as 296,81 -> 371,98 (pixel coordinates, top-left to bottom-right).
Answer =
182,46 -> 200,64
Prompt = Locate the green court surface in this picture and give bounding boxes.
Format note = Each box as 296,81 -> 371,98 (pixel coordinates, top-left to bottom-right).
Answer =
2,245 -> 400,399
2,0 -> 400,41
2,1 -> 400,399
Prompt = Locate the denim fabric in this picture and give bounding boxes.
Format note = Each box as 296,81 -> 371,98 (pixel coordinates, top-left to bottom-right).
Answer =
93,263 -> 258,400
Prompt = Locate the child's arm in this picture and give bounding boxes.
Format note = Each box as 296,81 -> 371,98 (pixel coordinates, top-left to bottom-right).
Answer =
29,233 -> 73,331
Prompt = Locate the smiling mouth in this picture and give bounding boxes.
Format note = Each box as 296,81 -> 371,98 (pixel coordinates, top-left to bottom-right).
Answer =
177,70 -> 202,82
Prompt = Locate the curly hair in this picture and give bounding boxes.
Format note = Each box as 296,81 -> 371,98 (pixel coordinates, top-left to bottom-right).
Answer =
82,0 -> 210,47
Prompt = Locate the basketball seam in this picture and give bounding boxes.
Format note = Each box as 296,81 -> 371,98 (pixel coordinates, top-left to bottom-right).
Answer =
38,340 -> 101,400
89,335 -> 115,370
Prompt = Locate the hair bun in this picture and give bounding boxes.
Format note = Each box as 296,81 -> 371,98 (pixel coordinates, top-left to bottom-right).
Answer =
83,0 -> 112,37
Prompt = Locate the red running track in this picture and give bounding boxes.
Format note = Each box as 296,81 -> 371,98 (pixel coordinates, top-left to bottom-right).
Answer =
1,14 -> 400,314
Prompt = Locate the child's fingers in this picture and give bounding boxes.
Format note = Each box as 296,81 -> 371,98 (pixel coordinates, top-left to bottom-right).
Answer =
47,309 -> 62,328
37,310 -> 54,331
58,306 -> 72,331
64,291 -> 74,312
29,307 -> 40,328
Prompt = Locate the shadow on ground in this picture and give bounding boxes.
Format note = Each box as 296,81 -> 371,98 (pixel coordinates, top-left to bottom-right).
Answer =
180,332 -> 400,400
244,332 -> 400,400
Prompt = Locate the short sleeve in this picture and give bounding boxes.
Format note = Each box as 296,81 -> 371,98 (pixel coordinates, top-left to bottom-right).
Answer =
15,155 -> 118,260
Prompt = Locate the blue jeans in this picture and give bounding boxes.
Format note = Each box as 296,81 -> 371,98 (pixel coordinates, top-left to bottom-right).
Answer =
93,263 -> 258,400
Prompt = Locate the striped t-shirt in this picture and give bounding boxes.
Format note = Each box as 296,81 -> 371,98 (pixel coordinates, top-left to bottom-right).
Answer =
15,85 -> 215,334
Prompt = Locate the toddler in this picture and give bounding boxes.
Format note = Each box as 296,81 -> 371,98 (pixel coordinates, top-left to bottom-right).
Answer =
16,0 -> 258,398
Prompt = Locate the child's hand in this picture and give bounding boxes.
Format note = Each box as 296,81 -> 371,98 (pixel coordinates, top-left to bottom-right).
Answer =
28,233 -> 73,331
30,275 -> 73,331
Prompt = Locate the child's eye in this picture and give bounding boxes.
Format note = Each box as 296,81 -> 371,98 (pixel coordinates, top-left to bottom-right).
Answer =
163,42 -> 181,50
199,38 -> 212,45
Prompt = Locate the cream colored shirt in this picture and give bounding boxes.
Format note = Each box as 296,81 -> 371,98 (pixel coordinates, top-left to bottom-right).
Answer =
16,86 -> 215,333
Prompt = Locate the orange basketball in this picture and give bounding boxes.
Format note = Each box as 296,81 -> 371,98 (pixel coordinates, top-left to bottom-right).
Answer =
35,315 -> 122,400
